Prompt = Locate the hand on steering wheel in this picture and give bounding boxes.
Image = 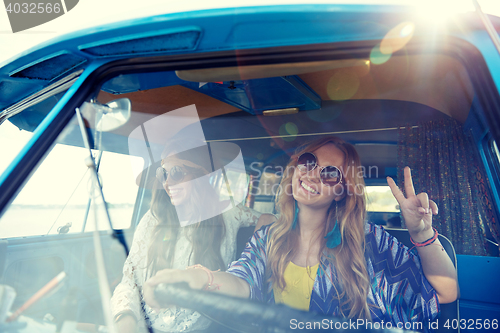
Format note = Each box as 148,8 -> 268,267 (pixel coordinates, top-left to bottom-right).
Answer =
143,268 -> 207,311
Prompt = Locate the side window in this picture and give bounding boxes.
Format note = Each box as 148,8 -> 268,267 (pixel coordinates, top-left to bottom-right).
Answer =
0,116 -> 141,239
486,137 -> 500,241
491,139 -> 500,171
366,186 -> 399,212
212,168 -> 250,205
484,137 -> 500,202
252,171 -> 282,214
0,121 -> 33,177
0,91 -> 68,177
365,186 -> 401,228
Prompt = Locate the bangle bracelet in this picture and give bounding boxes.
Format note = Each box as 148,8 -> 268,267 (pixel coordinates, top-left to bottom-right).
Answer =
114,310 -> 136,323
186,264 -> 222,291
410,227 -> 438,247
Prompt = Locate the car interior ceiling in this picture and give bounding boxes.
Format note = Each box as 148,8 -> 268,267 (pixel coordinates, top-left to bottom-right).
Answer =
2,32 -> 498,330
93,53 -> 473,175
6,52 -> 477,226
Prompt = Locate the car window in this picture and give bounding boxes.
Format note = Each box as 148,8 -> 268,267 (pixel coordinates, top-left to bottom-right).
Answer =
2,22 -> 500,332
366,186 -> 399,212
0,115 -> 141,238
492,139 -> 500,166
251,170 -> 281,213
0,90 -> 68,177
0,120 -> 33,177
90,53 -> 496,259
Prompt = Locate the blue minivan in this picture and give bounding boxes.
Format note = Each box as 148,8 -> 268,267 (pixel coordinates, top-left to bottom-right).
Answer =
0,2 -> 499,332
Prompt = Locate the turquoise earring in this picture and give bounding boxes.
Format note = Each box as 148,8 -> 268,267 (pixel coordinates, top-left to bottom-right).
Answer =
325,204 -> 342,249
291,201 -> 299,230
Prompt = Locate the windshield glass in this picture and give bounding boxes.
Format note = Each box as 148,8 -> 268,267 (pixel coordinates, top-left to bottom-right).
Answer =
1,27 -> 499,332
0,90 -> 68,177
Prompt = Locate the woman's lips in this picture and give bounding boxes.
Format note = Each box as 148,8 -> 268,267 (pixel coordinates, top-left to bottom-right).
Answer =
168,188 -> 183,199
299,180 -> 319,195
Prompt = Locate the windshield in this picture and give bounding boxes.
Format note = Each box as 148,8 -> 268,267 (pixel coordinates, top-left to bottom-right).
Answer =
0,21 -> 499,333
0,90 -> 68,177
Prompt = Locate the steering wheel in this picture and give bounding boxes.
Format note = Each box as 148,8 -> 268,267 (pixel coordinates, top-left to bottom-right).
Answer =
154,283 -> 407,333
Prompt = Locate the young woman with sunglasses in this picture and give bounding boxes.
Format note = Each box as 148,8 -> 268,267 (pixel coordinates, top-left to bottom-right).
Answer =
143,136 -> 458,328
110,142 -> 274,333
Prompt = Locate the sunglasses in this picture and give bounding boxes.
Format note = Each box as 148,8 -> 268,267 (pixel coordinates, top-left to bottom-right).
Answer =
297,152 -> 343,186
156,165 -> 187,184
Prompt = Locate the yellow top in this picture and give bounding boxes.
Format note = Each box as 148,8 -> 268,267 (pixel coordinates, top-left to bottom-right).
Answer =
273,262 -> 319,311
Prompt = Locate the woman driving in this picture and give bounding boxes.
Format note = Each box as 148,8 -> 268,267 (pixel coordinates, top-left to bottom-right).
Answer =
111,140 -> 271,332
143,136 -> 458,328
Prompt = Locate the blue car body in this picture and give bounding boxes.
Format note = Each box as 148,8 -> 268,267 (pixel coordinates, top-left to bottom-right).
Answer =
0,3 -> 499,332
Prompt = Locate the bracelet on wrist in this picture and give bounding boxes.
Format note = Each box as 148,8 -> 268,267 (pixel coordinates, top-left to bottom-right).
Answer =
114,310 -> 137,323
186,264 -> 222,291
410,227 -> 438,247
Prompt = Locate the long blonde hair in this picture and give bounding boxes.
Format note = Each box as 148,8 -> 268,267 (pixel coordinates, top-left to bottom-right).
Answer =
267,136 -> 371,319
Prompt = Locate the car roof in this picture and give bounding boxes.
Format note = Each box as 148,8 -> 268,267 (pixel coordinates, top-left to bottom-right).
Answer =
1,3 -> 499,115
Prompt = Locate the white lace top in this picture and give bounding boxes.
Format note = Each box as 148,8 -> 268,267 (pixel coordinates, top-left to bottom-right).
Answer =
110,204 -> 261,332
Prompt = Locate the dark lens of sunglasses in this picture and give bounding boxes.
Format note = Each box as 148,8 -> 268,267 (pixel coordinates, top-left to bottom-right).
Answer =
156,166 -> 185,184
297,153 -> 317,171
169,166 -> 185,182
156,167 -> 167,184
320,166 -> 342,185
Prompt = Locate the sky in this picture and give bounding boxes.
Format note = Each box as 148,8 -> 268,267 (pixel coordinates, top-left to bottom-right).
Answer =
0,0 -> 499,66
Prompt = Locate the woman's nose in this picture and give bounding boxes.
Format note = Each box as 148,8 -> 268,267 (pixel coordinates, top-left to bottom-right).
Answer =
306,168 -> 321,183
166,175 -> 178,186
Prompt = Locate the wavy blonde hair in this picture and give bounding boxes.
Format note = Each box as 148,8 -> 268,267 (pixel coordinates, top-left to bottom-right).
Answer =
267,136 -> 370,319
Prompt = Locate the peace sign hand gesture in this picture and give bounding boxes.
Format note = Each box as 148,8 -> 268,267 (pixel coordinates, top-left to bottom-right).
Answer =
387,167 -> 438,242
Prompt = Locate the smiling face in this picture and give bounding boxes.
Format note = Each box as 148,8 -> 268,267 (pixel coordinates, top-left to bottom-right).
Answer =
161,160 -> 194,208
292,143 -> 345,210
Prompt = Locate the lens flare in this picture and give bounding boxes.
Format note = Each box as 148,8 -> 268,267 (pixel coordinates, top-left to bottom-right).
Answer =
357,60 -> 371,77
285,122 -> 297,134
326,70 -> 360,101
279,122 -> 298,142
380,22 -> 415,55
400,23 -> 414,37
370,44 -> 392,65
414,0 -> 474,26
371,22 -> 415,65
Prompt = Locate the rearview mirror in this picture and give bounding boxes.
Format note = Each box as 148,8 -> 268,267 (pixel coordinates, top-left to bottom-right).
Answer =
96,98 -> 131,132
80,98 -> 131,132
